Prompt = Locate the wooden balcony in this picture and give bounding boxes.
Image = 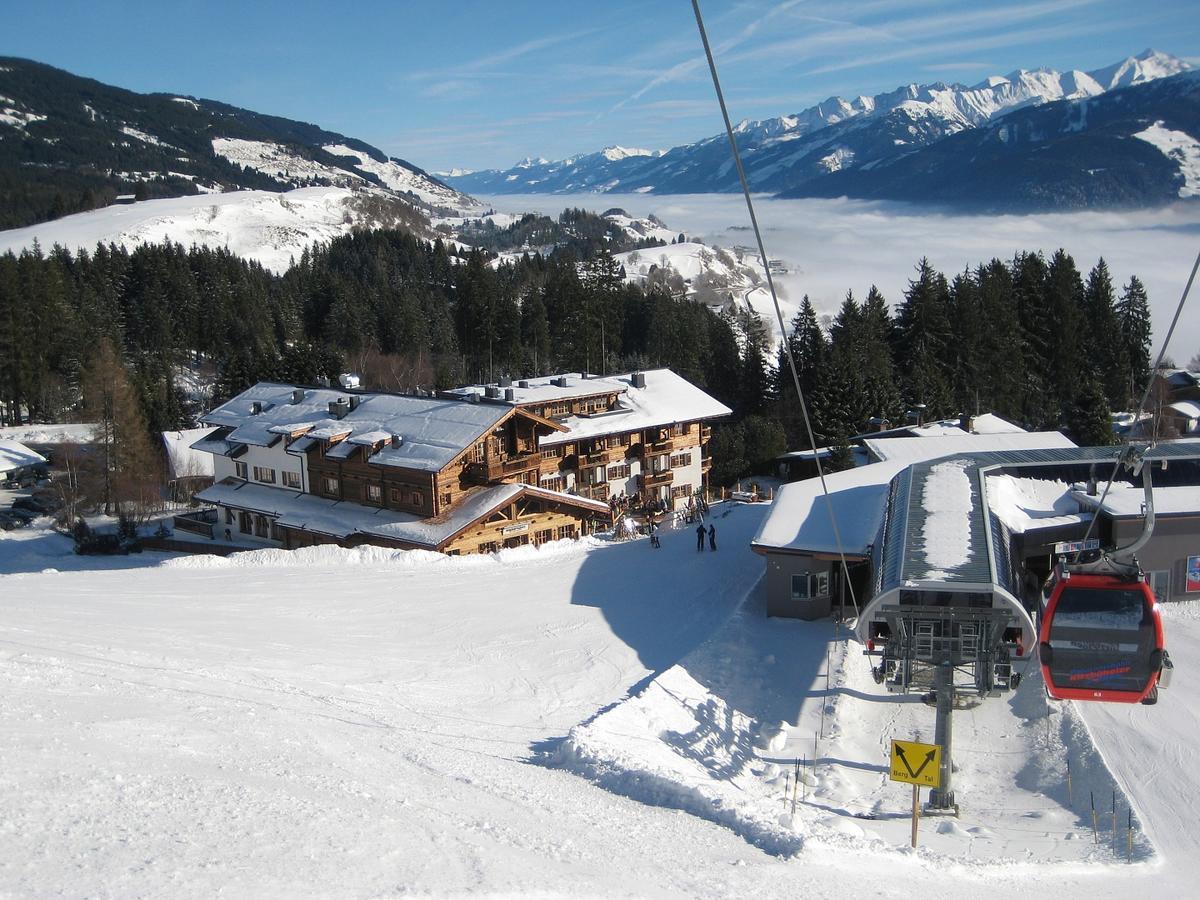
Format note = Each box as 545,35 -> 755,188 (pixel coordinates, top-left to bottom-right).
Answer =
579,447 -> 621,467
641,469 -> 674,489
700,425 -> 712,440
700,456 -> 712,472
464,452 -> 543,484
575,483 -> 611,502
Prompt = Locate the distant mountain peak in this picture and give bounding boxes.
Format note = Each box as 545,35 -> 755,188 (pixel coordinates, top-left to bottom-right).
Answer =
600,145 -> 659,161
443,48 -> 1194,211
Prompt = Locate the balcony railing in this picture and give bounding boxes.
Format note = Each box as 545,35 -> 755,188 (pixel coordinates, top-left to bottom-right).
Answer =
700,456 -> 712,471
464,452 -> 543,484
575,483 -> 611,502
641,469 -> 674,488
700,425 -> 712,440
579,447 -> 621,466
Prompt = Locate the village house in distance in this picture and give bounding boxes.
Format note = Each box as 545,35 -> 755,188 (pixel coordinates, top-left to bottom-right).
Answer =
187,369 -> 730,555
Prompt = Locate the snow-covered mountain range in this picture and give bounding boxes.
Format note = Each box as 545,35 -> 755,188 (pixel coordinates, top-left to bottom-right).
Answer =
447,50 -> 1199,210
0,57 -> 481,231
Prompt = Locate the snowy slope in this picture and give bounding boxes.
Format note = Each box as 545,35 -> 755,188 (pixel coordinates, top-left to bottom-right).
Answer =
612,241 -> 796,347
1133,122 -> 1200,197
322,143 -> 474,209
3,502 -> 1199,896
0,187 -> 419,274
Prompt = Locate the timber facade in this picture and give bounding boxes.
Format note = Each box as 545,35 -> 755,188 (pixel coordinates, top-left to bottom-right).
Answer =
447,369 -> 731,511
190,369 -> 729,556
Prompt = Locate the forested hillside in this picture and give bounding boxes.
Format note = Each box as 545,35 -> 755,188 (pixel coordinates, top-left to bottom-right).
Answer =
0,57 -> 472,230
0,230 -> 1151,484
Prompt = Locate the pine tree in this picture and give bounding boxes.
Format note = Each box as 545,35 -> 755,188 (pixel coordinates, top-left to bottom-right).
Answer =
1082,259 -> 1128,410
974,259 -> 1023,421
1116,275 -> 1153,405
1067,371 -> 1114,446
1044,249 -> 1085,422
894,258 -> 953,416
775,296 -> 827,447
1012,251 -> 1057,428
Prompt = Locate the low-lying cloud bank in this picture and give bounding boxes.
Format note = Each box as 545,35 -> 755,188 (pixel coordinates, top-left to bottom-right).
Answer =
488,193 -> 1200,359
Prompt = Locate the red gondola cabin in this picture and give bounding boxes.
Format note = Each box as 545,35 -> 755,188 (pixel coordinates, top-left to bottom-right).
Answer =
1038,564 -> 1166,704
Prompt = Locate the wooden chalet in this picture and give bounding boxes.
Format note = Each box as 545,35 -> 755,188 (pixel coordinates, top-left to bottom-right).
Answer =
445,369 -> 732,509
192,383 -> 611,555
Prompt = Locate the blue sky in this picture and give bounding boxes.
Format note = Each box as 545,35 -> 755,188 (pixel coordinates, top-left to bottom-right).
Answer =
4,0 -> 1198,173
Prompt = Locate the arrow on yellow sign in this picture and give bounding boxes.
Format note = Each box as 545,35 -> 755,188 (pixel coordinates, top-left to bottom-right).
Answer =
889,739 -> 942,788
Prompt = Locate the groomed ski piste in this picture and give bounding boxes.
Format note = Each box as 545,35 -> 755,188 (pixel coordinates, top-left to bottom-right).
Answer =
1,501 -> 1197,897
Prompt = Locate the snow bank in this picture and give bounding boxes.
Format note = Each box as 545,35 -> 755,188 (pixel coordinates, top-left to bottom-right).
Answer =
162,534 -> 602,571
555,662 -> 808,857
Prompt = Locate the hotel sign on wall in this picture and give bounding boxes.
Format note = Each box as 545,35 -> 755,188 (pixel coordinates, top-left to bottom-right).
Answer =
1187,555 -> 1200,593
501,523 -> 529,536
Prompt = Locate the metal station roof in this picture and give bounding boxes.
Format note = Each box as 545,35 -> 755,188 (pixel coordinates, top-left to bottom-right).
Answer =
874,442 -> 1200,601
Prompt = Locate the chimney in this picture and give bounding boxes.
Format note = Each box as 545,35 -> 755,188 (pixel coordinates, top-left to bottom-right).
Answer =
316,375 -> 330,387
959,413 -> 973,433
390,433 -> 402,448
504,388 -> 515,402
250,401 -> 263,415
518,380 -> 530,389
467,392 -> 479,403
499,376 -> 512,388
349,395 -> 361,412
631,372 -> 646,389
485,385 -> 501,399
329,398 -> 350,419
291,389 -> 305,404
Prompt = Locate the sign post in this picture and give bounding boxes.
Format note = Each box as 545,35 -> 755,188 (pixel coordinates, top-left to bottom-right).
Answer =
890,738 -> 942,848
911,784 -> 919,848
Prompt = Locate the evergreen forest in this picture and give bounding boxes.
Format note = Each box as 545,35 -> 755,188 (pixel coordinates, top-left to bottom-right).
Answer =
0,227 -> 1154,487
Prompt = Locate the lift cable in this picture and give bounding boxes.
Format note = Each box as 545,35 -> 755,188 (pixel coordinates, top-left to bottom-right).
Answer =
691,0 -> 860,618
1073,245 -> 1200,564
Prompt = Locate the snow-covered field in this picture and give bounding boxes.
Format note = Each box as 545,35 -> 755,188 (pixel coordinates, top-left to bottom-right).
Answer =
0,188 -> 413,274
485,193 -> 1200,356
2,504 -> 1199,897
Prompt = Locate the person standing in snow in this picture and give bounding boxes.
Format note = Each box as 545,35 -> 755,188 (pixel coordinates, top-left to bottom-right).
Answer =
708,524 -> 717,551
696,522 -> 706,551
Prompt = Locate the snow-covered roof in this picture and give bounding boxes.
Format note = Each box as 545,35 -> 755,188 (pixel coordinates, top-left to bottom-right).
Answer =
863,430 -> 1074,465
200,383 -> 517,473
1168,400 -> 1200,419
162,428 -> 216,479
968,413 -> 1027,434
983,474 -> 1089,534
196,479 -> 607,549
755,431 -> 1078,556
0,440 -> 48,473
448,370 -> 730,447
752,460 -> 909,557
1072,481 -> 1200,518
853,413 -> 1026,443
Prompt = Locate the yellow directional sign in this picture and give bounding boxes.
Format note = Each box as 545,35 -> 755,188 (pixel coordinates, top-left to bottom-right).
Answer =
889,739 -> 942,788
